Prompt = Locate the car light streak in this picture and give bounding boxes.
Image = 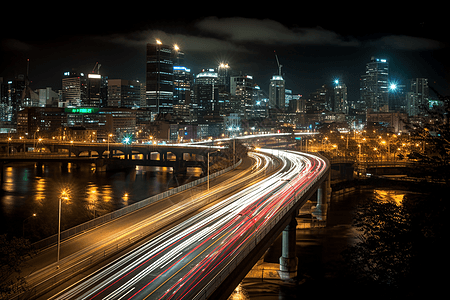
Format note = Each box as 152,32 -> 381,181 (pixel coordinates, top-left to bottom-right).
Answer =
55,150 -> 327,300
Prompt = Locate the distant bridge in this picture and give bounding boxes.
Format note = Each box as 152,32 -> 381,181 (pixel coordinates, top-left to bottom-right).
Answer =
0,139 -> 223,174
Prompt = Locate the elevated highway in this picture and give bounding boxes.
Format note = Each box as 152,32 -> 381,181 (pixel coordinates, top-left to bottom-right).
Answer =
16,151 -> 277,300
51,149 -> 329,300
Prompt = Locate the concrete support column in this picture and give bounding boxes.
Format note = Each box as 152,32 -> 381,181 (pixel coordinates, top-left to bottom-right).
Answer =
279,217 -> 298,280
313,178 -> 330,223
316,180 -> 328,210
317,185 -> 323,209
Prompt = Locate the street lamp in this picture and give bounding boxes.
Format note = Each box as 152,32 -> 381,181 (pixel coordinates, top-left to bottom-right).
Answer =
57,189 -> 69,267
23,213 -> 36,236
358,144 -> 361,162
107,133 -> 113,158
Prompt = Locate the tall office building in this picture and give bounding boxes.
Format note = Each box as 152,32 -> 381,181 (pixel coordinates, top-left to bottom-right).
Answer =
1,76 -> 24,124
62,71 -> 87,107
173,66 -> 192,121
194,69 -> 219,121
406,78 -> 429,116
360,57 -> 389,112
218,63 -> 231,93
230,73 -> 254,118
334,82 -> 348,113
269,75 -> 285,109
145,41 -> 174,115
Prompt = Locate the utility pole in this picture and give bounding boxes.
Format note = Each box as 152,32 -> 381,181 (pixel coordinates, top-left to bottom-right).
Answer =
233,139 -> 236,166
207,152 -> 210,191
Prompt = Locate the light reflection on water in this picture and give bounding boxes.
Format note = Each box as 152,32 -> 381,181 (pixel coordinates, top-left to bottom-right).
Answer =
228,283 -> 250,300
1,163 -> 201,240
373,189 -> 407,205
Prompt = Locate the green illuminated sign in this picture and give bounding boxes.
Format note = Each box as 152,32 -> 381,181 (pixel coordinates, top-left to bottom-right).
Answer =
65,108 -> 99,114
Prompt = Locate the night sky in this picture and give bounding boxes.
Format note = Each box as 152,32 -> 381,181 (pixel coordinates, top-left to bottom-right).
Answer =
1,8 -> 449,104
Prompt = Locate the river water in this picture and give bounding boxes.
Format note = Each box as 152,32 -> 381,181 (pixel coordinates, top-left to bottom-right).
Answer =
230,187 -> 417,300
0,162 -> 201,241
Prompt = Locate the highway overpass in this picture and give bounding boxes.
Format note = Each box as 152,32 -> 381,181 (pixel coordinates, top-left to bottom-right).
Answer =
49,149 -> 329,300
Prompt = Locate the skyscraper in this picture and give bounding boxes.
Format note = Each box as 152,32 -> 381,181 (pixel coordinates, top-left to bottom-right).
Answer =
173,66 -> 192,121
194,69 -> 219,121
86,74 -> 104,107
406,78 -> 429,116
230,73 -> 254,118
145,41 -> 174,114
269,75 -> 285,109
62,71 -> 87,107
360,57 -> 389,112
333,82 -> 348,113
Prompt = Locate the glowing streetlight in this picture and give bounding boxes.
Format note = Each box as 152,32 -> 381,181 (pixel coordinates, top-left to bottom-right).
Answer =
390,83 -> 397,90
123,137 -> 131,145
174,44 -> 179,51
23,213 -> 36,236
156,39 -> 162,45
57,189 -> 70,267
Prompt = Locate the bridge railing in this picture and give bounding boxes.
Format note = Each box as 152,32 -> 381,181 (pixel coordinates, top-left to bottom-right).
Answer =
32,159 -> 242,251
193,152 -> 329,300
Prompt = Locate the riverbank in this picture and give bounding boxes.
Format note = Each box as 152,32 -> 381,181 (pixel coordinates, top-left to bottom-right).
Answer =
231,178 -> 448,299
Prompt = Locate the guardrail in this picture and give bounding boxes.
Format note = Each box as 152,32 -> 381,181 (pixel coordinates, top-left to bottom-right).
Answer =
32,159 -> 242,251
193,152 -> 330,300
19,153 -> 285,300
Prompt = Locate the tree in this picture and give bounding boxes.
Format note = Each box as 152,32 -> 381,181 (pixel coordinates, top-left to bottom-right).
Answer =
342,185 -> 448,297
342,197 -> 412,288
0,235 -> 34,299
405,87 -> 450,183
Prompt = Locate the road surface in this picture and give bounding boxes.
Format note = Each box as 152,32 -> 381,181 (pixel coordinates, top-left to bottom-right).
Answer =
51,150 -> 327,300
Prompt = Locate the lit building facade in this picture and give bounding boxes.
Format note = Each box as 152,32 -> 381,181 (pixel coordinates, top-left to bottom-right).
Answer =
360,57 -> 389,112
334,83 -> 348,113
62,71 -> 87,107
406,78 -> 429,116
194,69 -> 219,121
107,79 -> 144,108
230,73 -> 254,118
145,42 -> 174,114
269,75 -> 285,109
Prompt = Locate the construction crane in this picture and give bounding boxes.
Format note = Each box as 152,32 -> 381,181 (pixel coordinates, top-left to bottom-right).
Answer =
92,62 -> 101,74
274,51 -> 282,77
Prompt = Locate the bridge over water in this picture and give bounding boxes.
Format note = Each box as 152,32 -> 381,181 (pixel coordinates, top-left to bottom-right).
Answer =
0,140 -> 223,174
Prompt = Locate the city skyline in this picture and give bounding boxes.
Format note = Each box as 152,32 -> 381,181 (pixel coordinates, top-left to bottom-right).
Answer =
1,13 -> 449,103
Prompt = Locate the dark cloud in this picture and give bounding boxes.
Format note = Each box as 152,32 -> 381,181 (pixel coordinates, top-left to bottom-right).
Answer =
95,17 -> 445,54
196,17 -> 361,47
370,35 -> 444,51
1,39 -> 34,52
97,17 -> 363,52
96,29 -> 249,53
